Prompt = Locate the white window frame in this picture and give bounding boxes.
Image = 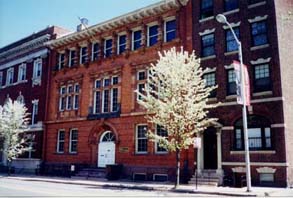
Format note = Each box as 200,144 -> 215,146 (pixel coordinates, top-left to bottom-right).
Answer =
6,67 -> 14,85
73,83 -> 79,110
57,129 -> 65,153
69,50 -> 75,67
79,46 -> 88,64
59,86 -> 66,111
18,63 -> 27,82
117,34 -> 127,55
104,38 -> 113,58
31,99 -> 39,125
110,87 -> 119,112
66,85 -> 73,110
112,76 -> 119,85
0,71 -> 3,88
33,59 -> 42,79
164,17 -> 176,42
93,79 -> 101,114
69,128 -> 78,153
131,28 -> 142,51
91,42 -> 99,61
102,89 -> 110,113
135,124 -> 148,154
147,23 -> 159,47
58,53 -> 65,69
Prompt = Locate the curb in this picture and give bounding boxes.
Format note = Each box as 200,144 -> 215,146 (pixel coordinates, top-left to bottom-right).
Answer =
3,176 -> 259,197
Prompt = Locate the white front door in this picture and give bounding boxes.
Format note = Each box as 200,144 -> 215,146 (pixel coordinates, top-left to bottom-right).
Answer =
98,142 -> 115,168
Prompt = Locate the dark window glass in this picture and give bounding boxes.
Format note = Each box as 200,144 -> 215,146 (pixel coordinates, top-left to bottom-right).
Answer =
92,43 -> 99,61
156,125 -> 168,152
224,0 -> 238,11
137,125 -> 148,153
80,47 -> 88,64
226,27 -> 240,52
112,88 -> 118,112
118,35 -> 126,54
254,64 -> 271,92
251,21 -> 268,46
133,30 -> 142,50
227,69 -> 237,95
200,0 -> 213,19
70,130 -> 78,153
57,131 -> 65,153
137,83 -> 145,100
201,33 -> 215,57
103,90 -> 109,112
148,25 -> 158,46
69,50 -> 76,66
95,91 -> 101,113
96,80 -> 101,88
138,71 -> 146,80
203,72 -> 216,97
112,76 -> 119,85
59,53 -> 65,69
165,20 -> 176,42
105,39 -> 113,57
104,78 -> 110,87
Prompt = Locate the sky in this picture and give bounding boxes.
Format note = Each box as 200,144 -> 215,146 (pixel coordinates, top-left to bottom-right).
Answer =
0,0 -> 161,48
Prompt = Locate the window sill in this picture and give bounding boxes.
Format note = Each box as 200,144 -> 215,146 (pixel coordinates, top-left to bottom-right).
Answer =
54,152 -> 65,155
68,152 -> 78,155
208,97 -> 217,102
230,150 -> 275,154
250,44 -> 270,51
226,95 -> 237,99
200,55 -> 216,61
248,1 -> 266,9
135,152 -> 148,155
223,9 -> 240,16
224,51 -> 238,56
253,91 -> 272,97
199,16 -> 214,23
155,152 -> 168,155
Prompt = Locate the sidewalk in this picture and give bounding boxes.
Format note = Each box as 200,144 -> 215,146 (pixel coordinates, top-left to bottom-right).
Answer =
1,174 -> 292,197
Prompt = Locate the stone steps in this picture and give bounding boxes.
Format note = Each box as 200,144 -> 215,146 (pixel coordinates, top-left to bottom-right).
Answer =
188,170 -> 222,187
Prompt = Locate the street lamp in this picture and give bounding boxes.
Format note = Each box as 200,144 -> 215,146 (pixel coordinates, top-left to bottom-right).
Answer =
216,14 -> 252,192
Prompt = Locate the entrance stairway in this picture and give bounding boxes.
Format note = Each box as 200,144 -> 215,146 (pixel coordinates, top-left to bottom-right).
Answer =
188,170 -> 222,187
72,168 -> 106,180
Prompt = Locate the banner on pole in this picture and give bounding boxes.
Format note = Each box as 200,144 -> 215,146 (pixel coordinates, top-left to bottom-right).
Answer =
233,60 -> 250,106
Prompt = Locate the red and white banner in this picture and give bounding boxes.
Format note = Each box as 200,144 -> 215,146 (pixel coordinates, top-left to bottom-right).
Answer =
233,60 -> 250,106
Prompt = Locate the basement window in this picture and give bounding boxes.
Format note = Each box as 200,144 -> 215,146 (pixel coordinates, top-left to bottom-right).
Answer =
133,173 -> 147,181
153,174 -> 168,182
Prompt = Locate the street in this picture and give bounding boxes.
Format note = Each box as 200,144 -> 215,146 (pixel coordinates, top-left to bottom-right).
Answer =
0,177 -> 216,197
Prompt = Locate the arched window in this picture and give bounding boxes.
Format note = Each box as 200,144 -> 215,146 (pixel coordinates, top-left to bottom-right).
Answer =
100,131 -> 115,142
234,115 -> 272,150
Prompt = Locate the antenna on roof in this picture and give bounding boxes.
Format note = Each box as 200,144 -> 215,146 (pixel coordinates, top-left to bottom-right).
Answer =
77,17 -> 98,43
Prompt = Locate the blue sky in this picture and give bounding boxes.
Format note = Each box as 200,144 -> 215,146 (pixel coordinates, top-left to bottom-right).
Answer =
0,0 -> 161,48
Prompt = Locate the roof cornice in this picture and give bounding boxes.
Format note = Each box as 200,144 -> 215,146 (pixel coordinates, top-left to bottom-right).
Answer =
46,0 -> 188,48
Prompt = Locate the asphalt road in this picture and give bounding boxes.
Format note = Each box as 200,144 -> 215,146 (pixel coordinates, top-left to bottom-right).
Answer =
0,177 -> 217,197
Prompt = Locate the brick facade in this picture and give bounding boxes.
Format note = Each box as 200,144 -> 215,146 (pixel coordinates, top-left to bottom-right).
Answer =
43,0 -> 291,187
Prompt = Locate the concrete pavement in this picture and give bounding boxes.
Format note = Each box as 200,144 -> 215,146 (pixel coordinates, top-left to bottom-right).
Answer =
1,174 -> 292,197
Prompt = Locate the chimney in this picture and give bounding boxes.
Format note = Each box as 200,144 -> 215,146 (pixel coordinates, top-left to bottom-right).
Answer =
77,18 -> 89,32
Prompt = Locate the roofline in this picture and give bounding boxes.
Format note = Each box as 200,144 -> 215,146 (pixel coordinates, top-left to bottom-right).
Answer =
46,0 -> 189,48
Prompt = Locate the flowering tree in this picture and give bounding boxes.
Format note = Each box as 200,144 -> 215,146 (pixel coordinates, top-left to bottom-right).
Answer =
0,98 -> 32,175
136,47 -> 217,188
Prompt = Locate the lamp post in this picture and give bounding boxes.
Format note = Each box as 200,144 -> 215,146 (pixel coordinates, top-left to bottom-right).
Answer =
216,14 -> 251,192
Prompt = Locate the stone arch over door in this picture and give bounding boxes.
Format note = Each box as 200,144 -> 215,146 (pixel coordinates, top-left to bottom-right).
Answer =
88,121 -> 118,165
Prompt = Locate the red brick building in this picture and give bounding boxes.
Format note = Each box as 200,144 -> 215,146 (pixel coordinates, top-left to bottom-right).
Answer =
44,0 -> 292,187
0,26 -> 69,172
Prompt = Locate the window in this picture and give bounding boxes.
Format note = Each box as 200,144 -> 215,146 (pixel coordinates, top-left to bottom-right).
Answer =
0,72 -> 3,88
18,64 -> 26,81
203,72 -> 216,97
73,84 -> 80,109
201,33 -> 215,57
132,30 -> 142,50
200,0 -> 213,19
254,64 -> 271,92
6,68 -> 14,85
136,125 -> 148,154
92,43 -> 99,61
31,100 -> 38,125
69,129 -> 78,153
260,173 -> 274,185
94,77 -> 120,114
251,21 -> 268,47
227,69 -> 236,95
33,59 -> 42,79
59,86 -> 66,111
57,130 -> 65,153
66,85 -> 73,110
69,50 -> 76,67
137,71 -> 147,100
80,46 -> 88,64
156,125 -> 168,153
234,115 -> 272,150
118,34 -> 127,54
58,53 -> 65,69
224,0 -> 238,11
226,27 -> 240,52
104,39 -> 113,58
148,25 -> 159,46
165,19 -> 176,42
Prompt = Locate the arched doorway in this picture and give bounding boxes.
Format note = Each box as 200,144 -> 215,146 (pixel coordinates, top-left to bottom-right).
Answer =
98,131 -> 116,167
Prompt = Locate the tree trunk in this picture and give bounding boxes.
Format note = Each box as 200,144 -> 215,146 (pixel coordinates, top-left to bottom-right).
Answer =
175,149 -> 180,188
